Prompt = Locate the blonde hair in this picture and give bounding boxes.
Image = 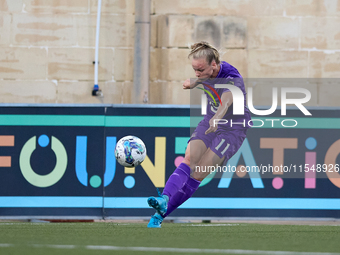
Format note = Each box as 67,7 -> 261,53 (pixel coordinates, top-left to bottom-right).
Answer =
188,41 -> 220,65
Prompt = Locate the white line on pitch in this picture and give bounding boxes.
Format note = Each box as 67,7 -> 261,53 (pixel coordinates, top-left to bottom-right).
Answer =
189,224 -> 240,227
85,246 -> 340,255
0,244 -> 13,247
1,243 -> 340,255
33,244 -> 76,249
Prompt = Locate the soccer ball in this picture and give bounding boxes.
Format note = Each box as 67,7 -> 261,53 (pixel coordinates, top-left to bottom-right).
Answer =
115,135 -> 147,167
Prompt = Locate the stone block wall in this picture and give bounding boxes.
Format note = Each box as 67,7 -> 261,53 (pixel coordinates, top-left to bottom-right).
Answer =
0,0 -> 134,104
0,0 -> 339,105
151,0 -> 340,106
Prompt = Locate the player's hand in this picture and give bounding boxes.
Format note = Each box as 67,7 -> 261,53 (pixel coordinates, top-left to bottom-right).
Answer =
183,79 -> 199,90
183,79 -> 192,89
205,118 -> 218,135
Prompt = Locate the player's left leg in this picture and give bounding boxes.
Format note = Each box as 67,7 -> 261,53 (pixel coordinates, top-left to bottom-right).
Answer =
147,139 -> 207,228
147,213 -> 164,228
163,128 -> 248,217
191,148 -> 225,181
147,140 -> 206,218
162,147 -> 224,218
147,127 -> 247,227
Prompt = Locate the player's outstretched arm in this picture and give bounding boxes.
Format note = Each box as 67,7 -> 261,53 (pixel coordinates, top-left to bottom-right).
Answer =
205,91 -> 233,135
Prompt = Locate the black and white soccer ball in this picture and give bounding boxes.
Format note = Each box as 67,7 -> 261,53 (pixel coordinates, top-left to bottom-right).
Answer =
115,135 -> 147,167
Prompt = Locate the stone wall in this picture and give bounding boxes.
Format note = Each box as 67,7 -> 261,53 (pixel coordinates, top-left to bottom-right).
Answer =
0,0 -> 134,104
0,0 -> 339,105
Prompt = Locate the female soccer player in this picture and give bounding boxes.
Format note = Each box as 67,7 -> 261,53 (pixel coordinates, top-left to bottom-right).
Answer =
147,41 -> 251,228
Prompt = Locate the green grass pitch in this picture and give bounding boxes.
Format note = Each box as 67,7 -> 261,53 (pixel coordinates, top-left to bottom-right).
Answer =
0,222 -> 339,255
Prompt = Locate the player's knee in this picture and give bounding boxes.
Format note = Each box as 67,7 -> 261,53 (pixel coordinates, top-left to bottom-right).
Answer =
183,155 -> 200,170
182,155 -> 191,167
191,171 -> 204,182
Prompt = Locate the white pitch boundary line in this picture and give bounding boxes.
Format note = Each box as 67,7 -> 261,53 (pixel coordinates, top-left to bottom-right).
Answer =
189,224 -> 240,227
0,244 -> 340,255
85,246 -> 340,255
33,244 -> 76,249
0,244 -> 13,247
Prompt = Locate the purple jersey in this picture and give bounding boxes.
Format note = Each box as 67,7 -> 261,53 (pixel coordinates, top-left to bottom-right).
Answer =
200,61 -> 251,129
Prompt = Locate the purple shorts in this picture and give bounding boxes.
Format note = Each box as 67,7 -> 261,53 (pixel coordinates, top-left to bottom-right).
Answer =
189,118 -> 247,163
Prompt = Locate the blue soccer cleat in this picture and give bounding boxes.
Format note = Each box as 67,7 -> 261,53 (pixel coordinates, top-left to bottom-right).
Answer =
147,213 -> 164,228
147,194 -> 168,216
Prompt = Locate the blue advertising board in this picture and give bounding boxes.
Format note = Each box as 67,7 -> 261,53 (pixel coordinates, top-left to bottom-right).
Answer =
0,105 -> 339,218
